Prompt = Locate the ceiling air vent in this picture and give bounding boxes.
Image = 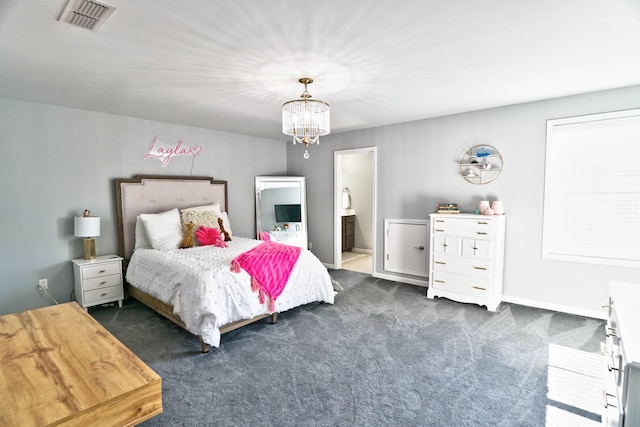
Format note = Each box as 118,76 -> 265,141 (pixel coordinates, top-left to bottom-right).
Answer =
58,0 -> 117,32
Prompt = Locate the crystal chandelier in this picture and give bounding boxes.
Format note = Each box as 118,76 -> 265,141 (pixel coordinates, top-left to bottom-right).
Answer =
282,77 -> 330,159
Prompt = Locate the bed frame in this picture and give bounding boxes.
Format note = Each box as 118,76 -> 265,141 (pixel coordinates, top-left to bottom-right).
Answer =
114,175 -> 276,353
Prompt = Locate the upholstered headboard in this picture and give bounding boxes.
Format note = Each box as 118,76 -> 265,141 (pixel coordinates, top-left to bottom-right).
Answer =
114,175 -> 228,260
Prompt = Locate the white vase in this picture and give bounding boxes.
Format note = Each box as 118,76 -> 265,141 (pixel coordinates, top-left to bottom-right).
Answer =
491,201 -> 504,215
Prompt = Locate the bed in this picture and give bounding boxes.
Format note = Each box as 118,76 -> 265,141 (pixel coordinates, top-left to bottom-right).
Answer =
114,175 -> 335,352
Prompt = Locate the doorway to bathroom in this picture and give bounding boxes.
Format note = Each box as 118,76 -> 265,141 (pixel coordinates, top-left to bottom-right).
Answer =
333,147 -> 377,274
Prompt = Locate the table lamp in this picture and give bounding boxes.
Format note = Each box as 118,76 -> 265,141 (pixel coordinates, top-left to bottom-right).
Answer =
74,214 -> 100,260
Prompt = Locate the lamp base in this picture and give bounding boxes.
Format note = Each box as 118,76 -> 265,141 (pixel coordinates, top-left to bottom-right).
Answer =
83,238 -> 96,260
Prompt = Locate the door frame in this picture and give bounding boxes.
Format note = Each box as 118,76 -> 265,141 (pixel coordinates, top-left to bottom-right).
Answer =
333,146 -> 377,272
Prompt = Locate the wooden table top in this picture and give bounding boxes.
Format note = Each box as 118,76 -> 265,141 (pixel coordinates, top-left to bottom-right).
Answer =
0,302 -> 162,426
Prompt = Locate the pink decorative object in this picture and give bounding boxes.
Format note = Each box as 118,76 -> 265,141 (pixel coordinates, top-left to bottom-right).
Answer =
481,207 -> 494,215
195,226 -> 227,247
491,201 -> 505,215
479,200 -> 490,212
143,137 -> 202,167
260,231 -> 271,241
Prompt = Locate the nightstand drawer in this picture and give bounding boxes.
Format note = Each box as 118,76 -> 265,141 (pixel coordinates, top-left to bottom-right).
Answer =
83,273 -> 122,291
82,262 -> 121,279
84,286 -> 124,304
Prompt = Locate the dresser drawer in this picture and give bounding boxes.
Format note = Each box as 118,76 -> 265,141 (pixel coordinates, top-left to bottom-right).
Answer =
430,271 -> 490,297
83,273 -> 122,291
432,255 -> 492,279
84,285 -> 124,304
82,262 -> 121,279
432,217 -> 493,239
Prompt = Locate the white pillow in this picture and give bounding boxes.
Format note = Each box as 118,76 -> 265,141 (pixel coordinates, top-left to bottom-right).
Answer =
134,216 -> 152,250
180,203 -> 222,216
140,208 -> 183,250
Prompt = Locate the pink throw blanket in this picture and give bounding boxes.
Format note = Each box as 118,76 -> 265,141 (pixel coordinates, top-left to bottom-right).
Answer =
230,241 -> 301,311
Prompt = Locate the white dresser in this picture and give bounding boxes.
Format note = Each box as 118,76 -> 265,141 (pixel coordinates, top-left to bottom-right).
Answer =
603,281 -> 640,426
427,213 -> 506,311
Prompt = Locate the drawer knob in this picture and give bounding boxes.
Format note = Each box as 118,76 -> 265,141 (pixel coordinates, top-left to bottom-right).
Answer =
99,269 -> 106,273
435,261 -> 446,265
100,292 -> 107,297
472,286 -> 486,291
100,281 -> 107,285
607,364 -> 619,372
434,280 -> 445,283
414,245 -> 425,250
476,232 -> 487,235
473,266 -> 487,270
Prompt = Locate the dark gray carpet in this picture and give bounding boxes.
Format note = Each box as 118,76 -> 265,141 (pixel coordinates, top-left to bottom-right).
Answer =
91,270 -> 605,426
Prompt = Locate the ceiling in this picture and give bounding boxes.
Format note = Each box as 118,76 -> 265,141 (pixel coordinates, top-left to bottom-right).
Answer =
1,0 -> 639,141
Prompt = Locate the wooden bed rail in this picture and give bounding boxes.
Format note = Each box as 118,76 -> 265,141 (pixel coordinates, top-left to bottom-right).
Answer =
127,284 -> 277,353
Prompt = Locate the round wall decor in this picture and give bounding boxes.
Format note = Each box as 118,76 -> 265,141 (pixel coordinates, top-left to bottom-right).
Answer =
459,144 -> 503,184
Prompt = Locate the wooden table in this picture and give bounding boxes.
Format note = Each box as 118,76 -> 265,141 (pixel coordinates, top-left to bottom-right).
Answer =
0,302 -> 162,426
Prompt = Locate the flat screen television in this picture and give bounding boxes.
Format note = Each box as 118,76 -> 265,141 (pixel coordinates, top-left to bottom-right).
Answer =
274,204 -> 302,222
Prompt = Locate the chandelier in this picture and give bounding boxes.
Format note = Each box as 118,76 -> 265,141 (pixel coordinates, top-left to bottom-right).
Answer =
282,77 -> 330,159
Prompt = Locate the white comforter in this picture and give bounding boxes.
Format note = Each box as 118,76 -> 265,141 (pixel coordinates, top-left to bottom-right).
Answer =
126,237 -> 335,347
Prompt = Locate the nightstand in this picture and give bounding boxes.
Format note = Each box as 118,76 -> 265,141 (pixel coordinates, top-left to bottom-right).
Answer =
71,255 -> 124,310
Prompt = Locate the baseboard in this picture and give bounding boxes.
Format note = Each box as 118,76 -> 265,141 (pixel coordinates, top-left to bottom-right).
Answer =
321,266 -> 605,320
351,247 -> 372,254
502,295 -> 607,320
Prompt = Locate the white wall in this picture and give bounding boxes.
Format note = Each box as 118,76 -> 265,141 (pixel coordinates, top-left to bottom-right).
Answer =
288,84 -> 640,318
0,98 -> 286,315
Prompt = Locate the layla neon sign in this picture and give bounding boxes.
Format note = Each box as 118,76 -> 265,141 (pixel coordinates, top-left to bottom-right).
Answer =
143,137 -> 202,167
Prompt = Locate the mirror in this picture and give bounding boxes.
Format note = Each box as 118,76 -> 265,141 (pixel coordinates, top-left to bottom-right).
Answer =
255,176 -> 307,249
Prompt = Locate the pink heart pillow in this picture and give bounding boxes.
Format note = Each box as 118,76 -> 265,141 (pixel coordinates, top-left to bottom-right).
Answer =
196,226 -> 225,247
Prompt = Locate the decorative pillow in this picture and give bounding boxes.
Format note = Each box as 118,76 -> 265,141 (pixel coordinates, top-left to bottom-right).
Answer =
180,203 -> 222,216
134,216 -> 152,250
180,210 -> 219,246
139,208 -> 183,250
195,226 -> 227,248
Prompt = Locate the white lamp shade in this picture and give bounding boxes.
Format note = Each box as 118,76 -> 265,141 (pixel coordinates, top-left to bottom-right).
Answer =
74,216 -> 100,237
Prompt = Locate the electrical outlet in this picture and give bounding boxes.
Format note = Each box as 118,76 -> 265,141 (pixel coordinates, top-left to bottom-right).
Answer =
38,279 -> 48,290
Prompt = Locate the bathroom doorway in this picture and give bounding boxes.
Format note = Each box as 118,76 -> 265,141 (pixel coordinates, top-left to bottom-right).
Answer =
333,147 -> 377,274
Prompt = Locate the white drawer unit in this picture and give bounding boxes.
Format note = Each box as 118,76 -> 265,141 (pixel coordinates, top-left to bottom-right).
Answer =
602,281 -> 640,427
427,213 -> 506,311
71,255 -> 124,310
